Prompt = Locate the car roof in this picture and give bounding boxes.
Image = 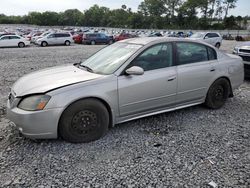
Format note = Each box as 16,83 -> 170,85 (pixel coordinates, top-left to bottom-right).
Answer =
0,34 -> 19,37
118,37 -> 209,46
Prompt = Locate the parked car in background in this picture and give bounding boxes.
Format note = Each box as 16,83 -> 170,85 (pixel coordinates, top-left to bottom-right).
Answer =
82,33 -> 114,45
73,33 -> 83,44
233,42 -> 250,78
190,32 -> 222,48
0,35 -> 30,48
0,32 -> 16,37
114,33 -> 137,42
31,32 -> 49,43
222,34 -> 234,40
36,32 -> 73,47
148,32 -> 163,37
7,37 -> 244,143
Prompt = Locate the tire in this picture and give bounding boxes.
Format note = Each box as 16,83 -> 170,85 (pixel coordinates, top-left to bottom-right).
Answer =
215,43 -> 221,49
205,78 -> 230,109
18,42 -> 25,48
91,40 -> 96,45
59,99 -> 109,143
108,40 -> 113,45
41,41 -> 48,47
65,40 -> 71,46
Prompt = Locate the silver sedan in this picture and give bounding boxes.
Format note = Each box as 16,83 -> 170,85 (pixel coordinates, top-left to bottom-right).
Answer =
7,38 -> 244,143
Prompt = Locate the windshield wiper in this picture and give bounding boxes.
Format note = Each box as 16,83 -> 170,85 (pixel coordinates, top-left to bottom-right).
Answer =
75,63 -> 94,73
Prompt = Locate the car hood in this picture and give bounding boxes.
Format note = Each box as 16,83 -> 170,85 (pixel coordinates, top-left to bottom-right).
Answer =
235,41 -> 250,48
12,65 -> 104,97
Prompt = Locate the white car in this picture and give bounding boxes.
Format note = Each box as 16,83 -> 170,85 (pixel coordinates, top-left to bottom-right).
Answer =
36,32 -> 74,47
31,32 -> 51,43
0,35 -> 30,48
190,32 -> 222,48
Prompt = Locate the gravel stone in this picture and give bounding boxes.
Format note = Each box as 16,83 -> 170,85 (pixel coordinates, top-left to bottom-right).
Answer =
0,40 -> 249,187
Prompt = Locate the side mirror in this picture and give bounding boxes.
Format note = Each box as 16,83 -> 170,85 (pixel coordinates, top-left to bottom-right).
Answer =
204,36 -> 209,39
125,66 -> 144,76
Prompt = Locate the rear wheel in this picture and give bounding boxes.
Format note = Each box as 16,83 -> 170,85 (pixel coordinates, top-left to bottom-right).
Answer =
215,43 -> 221,48
205,78 -> 230,109
65,40 -> 71,46
18,42 -> 25,48
41,41 -> 48,47
91,40 -> 96,45
59,99 -> 109,143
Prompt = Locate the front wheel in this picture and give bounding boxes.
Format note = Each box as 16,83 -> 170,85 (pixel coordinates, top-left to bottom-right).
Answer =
41,41 -> 48,47
59,99 -> 109,143
205,78 -> 230,109
65,40 -> 71,46
91,40 -> 96,45
18,42 -> 25,48
215,43 -> 221,48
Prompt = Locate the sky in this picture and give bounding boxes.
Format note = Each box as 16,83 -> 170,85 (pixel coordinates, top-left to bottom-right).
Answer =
0,0 -> 249,17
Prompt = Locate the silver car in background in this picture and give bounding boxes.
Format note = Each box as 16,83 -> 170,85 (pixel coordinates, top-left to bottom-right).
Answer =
233,41 -> 250,78
190,32 -> 222,48
36,32 -> 73,47
7,38 -> 244,143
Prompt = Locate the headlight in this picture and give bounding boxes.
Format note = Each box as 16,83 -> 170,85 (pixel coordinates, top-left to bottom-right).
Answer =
18,95 -> 51,111
234,47 -> 239,54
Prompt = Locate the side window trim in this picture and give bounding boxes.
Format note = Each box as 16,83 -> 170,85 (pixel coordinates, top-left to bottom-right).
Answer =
207,46 -> 217,60
121,42 -> 174,75
175,41 -> 209,66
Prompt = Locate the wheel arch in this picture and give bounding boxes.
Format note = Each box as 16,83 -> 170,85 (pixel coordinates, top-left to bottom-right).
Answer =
57,96 -> 114,136
209,76 -> 233,97
41,41 -> 48,46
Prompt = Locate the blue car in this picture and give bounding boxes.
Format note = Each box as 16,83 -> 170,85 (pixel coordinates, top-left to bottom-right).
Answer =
82,33 -> 114,45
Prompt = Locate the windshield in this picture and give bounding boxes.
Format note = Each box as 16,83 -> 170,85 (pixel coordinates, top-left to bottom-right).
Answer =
80,42 -> 142,74
190,32 -> 205,38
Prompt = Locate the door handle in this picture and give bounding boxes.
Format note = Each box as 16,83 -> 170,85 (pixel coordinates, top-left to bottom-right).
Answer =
168,76 -> 176,81
210,68 -> 216,72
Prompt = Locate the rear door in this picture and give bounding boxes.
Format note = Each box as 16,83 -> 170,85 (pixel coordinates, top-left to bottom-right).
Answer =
10,36 -> 21,46
118,43 -> 177,116
47,34 -> 56,45
100,33 -> 108,43
55,33 -> 62,44
175,42 -> 217,106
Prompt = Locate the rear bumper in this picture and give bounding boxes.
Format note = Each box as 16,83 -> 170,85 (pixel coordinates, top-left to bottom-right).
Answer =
7,100 -> 63,139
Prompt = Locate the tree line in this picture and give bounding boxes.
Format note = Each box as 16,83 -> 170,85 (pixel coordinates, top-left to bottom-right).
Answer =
0,0 -> 248,30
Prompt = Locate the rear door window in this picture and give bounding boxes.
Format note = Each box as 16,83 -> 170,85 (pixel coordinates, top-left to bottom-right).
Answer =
10,36 -> 20,39
176,42 -> 208,65
62,33 -> 70,37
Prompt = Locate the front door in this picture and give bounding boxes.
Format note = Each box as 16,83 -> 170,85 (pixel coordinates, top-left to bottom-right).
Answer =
118,43 -> 177,116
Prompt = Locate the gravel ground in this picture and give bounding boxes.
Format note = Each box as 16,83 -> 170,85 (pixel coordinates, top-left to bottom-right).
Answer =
0,41 -> 249,187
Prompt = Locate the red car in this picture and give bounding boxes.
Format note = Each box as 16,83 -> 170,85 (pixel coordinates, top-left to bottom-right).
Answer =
114,33 -> 137,42
73,33 -> 83,44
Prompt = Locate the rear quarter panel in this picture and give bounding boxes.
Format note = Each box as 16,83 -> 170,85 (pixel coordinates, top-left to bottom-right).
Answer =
213,52 -> 244,90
